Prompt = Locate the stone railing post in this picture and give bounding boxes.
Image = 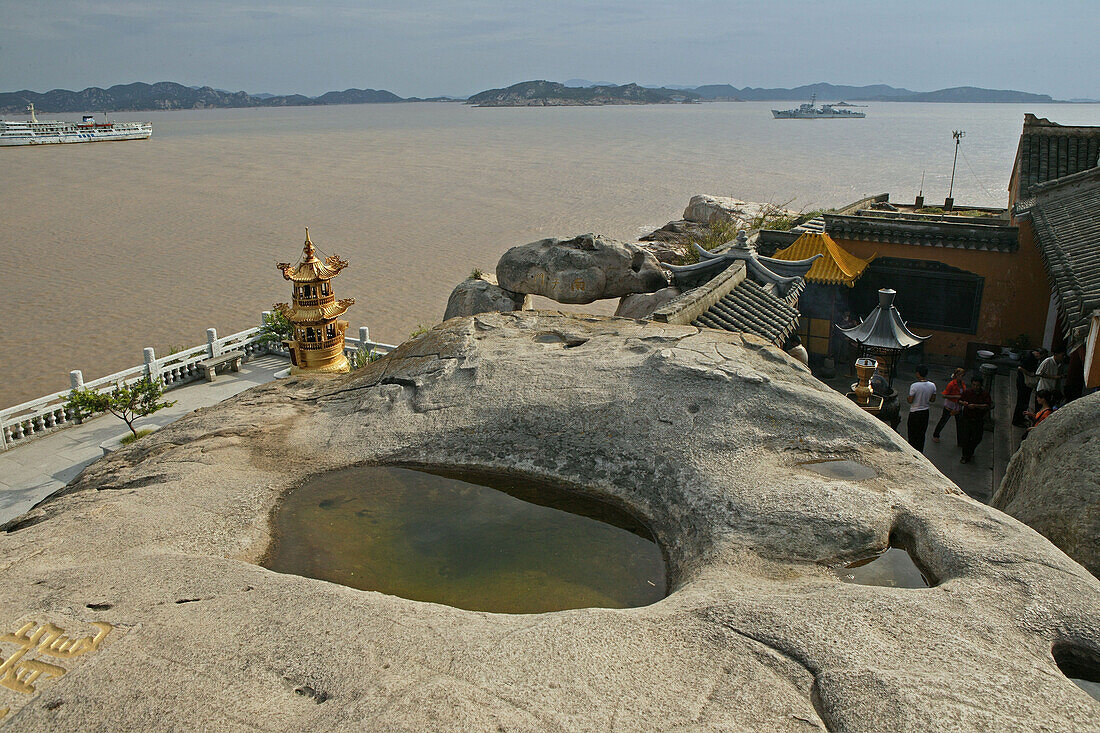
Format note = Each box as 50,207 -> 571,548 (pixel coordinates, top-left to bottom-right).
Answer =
70,370 -> 84,391
261,312 -> 273,354
359,326 -> 370,346
207,328 -> 219,358
143,347 -> 157,379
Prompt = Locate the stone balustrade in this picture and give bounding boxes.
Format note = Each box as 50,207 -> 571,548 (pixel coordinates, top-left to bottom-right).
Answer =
0,312 -> 395,451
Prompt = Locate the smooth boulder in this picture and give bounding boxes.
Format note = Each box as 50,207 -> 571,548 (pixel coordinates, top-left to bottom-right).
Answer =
496,233 -> 668,304
683,194 -> 796,228
993,391 -> 1100,577
443,273 -> 527,321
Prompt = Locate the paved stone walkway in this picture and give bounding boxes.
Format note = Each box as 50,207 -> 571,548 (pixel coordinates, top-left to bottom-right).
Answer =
0,354 -> 288,525
824,363 -> 1006,503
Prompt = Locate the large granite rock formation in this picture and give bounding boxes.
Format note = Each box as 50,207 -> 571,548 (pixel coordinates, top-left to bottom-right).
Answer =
993,392 -> 1100,577
683,194 -> 796,227
1,312 -> 1098,731
496,233 -> 667,304
443,273 -> 527,321
640,195 -> 799,255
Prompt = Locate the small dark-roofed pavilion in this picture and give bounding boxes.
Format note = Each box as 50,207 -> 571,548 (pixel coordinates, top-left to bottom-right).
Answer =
838,288 -> 929,381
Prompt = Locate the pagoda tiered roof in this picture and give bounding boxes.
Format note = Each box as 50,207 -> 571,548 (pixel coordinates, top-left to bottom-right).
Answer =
274,298 -> 356,325
771,231 -> 874,287
277,229 -> 349,283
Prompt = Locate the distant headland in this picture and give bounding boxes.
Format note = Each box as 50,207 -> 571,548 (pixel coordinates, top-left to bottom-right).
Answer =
465,81 -> 701,106
0,78 -> 1086,114
0,82 -> 448,114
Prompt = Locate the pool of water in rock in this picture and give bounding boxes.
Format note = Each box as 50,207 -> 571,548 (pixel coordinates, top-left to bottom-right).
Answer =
265,466 -> 667,613
834,547 -> 931,588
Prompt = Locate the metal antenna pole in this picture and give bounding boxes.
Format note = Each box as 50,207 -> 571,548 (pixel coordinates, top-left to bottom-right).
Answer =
948,130 -> 965,200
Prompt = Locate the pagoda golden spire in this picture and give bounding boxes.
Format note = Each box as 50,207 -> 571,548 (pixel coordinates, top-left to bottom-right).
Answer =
303,228 -> 315,259
273,229 -> 355,375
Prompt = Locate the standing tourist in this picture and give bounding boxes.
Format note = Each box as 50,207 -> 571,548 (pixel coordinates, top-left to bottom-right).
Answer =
906,365 -> 937,453
932,367 -> 966,443
1036,350 -> 1065,396
1024,390 -> 1055,434
957,376 -> 993,464
1012,348 -> 1042,427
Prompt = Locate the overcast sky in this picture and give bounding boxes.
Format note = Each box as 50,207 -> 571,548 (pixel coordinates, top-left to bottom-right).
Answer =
1,0 -> 1097,99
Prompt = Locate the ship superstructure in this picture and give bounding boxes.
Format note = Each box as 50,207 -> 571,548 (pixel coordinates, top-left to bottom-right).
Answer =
772,94 -> 866,119
0,104 -> 152,146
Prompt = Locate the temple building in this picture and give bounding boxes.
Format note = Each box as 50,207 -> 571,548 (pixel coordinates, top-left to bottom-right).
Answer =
1009,116 -> 1100,395
275,229 -> 355,374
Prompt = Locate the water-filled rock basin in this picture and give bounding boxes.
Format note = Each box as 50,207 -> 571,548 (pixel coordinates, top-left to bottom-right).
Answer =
265,465 -> 667,613
834,547 -> 931,588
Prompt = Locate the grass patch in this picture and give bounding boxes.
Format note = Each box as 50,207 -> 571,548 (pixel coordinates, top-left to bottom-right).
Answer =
120,428 -> 155,445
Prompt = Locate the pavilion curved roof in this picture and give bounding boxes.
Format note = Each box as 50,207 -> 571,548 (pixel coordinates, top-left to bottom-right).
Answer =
277,230 -> 349,283
837,288 -> 928,350
772,231 -> 873,287
664,230 -> 820,298
275,298 -> 355,324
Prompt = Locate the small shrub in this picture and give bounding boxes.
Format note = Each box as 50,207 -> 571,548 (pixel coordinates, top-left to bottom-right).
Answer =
409,324 -> 430,339
468,268 -> 485,280
66,375 -> 176,437
258,309 -> 294,344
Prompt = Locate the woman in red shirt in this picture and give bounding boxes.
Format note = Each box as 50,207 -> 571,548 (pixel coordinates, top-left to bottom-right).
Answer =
932,367 -> 966,444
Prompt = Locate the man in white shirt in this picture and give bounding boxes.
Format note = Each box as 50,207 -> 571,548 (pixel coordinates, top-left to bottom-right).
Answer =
907,365 -> 937,453
1035,350 -> 1065,394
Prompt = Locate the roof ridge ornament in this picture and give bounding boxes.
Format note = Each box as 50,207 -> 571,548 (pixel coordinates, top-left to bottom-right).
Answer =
303,227 -> 315,260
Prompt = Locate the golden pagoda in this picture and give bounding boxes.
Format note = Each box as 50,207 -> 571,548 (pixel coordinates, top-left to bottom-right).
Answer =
275,229 -> 355,374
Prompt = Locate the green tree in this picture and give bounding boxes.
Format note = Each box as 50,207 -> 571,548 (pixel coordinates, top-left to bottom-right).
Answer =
258,309 -> 294,344
66,375 -> 176,437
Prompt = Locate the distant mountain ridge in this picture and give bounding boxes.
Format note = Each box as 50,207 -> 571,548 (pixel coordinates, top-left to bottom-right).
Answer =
0,81 -> 404,113
467,80 -> 700,107
689,82 -> 1055,103
0,79 -> 1074,114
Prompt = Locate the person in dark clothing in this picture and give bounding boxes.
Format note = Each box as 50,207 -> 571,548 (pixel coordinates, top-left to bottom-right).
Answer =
1013,349 -> 1041,426
958,376 -> 993,463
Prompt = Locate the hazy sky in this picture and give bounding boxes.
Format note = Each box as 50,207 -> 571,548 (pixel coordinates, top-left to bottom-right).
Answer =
2,0 -> 1097,99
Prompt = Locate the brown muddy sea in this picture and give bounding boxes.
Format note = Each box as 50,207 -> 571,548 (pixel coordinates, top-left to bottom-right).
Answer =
3,101 -> 1099,406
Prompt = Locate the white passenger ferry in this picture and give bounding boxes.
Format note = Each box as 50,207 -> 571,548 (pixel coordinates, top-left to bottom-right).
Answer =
0,104 -> 152,146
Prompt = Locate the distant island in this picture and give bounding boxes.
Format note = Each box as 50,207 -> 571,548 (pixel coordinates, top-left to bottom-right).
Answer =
466,81 -> 701,107
690,82 -> 1059,104
0,81 -> 413,114
0,78 -> 1084,114
468,80 -> 1061,106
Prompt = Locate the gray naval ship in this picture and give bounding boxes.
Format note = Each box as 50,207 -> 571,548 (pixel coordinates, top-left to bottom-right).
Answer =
772,94 -> 866,119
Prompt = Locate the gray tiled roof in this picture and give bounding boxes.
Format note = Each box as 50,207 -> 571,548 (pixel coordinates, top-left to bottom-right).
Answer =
824,214 -> 1019,252
1023,166 -> 1100,348
1013,114 -> 1100,198
692,277 -> 801,347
